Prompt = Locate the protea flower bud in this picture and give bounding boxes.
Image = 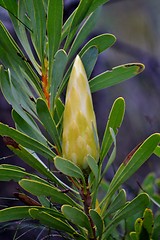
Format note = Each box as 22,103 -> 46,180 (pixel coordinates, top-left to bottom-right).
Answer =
62,55 -> 99,170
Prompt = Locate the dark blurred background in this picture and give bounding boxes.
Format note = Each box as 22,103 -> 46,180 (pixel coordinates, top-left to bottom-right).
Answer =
0,0 -> 160,239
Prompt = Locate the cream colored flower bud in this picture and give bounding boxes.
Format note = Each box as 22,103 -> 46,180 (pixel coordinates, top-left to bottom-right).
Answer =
62,55 -> 99,170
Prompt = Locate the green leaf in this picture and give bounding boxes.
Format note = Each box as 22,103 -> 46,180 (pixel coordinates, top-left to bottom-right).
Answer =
62,205 -> 92,235
53,98 -> 64,137
81,46 -> 98,79
0,206 -> 65,223
129,232 -> 137,240
0,123 -> 55,160
2,143 -> 60,185
89,63 -> 145,93
36,98 -> 62,154
64,1 -> 93,50
142,208 -> 154,237
19,179 -> 78,207
61,10 -> 75,41
68,10 -> 99,60
12,110 -> 47,146
0,206 -> 32,222
2,0 -> 40,74
90,209 -> 104,239
87,155 -> 99,182
86,0 -> 109,16
103,193 -> 150,238
0,166 -> 46,183
50,50 -> 68,110
130,209 -> 154,240
0,22 -> 43,96
47,0 -> 63,86
0,66 -> 38,121
100,128 -> 117,179
0,164 -> 25,172
54,156 -> 85,182
79,33 -> 116,56
101,133 -> 160,214
100,97 -> 125,162
57,46 -> 99,97
29,208 -> 75,234
153,214 -> 160,239
154,145 -> 160,157
24,0 -> 46,63
105,189 -> 126,216
67,0 -> 109,34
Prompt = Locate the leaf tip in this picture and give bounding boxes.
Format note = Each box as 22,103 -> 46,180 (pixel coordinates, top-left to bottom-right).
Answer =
3,136 -> 20,150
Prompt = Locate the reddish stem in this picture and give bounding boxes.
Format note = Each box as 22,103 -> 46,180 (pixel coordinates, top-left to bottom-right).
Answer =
42,72 -> 50,108
80,185 -> 96,240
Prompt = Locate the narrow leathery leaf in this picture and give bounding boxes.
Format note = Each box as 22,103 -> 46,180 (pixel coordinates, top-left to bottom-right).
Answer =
87,155 -> 99,181
0,0 -> 17,17
103,194 -> 150,237
62,205 -> 92,235
27,0 -> 46,62
2,143 -> 60,184
148,195 -> 160,208
0,67 -> 39,121
54,97 -> 65,126
123,142 -> 143,165
0,123 -> 55,160
54,156 -> 85,181
129,232 -> 137,240
81,46 -> 98,79
142,208 -> 154,236
19,179 -> 78,207
47,0 -> 63,86
0,168 -> 33,182
61,10 -> 75,41
102,133 -> 160,214
36,98 -> 62,154
62,0 -> 109,43
62,55 -> 99,170
29,208 -> 75,234
152,214 -> 160,239
67,0 -> 109,34
79,34 -> 116,57
0,164 -> 25,172
68,10 -> 99,60
135,218 -> 143,235
154,145 -> 160,157
15,1 -> 41,74
55,98 -> 65,119
0,167 -> 47,184
89,63 -> 145,93
0,22 -> 43,96
0,206 -> 32,222
100,128 -> 117,179
90,209 -> 103,239
50,50 -> 68,110
129,209 -> 154,240
64,1 -> 92,49
0,206 -> 65,223
3,136 -> 78,193
100,97 -> 125,162
12,110 -> 47,146
105,189 -> 126,216
86,0 -> 109,16
38,196 -> 52,208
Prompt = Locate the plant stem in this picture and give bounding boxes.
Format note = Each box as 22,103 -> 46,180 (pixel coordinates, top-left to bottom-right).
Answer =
80,179 -> 97,240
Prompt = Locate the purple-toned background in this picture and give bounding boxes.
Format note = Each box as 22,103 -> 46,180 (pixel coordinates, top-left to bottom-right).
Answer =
0,0 -> 160,239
